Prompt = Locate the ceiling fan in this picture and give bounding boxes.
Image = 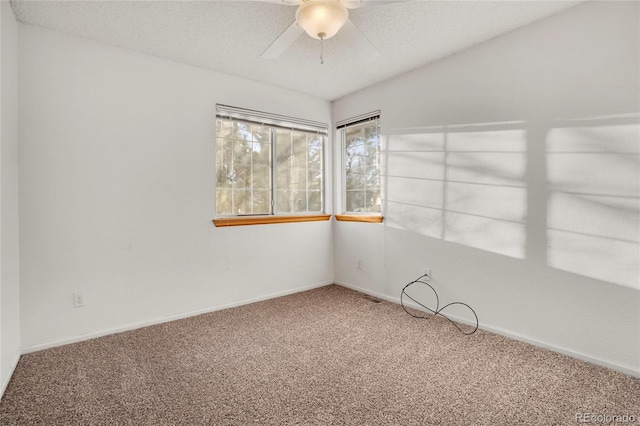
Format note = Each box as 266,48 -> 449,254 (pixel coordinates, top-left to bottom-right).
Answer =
256,0 -> 409,63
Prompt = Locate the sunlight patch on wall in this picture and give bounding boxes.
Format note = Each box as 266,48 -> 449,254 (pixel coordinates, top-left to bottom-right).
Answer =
384,123 -> 527,258
546,117 -> 640,288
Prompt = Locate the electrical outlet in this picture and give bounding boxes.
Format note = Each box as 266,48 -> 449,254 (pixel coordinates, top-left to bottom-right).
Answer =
357,259 -> 363,270
73,292 -> 85,307
422,268 -> 431,280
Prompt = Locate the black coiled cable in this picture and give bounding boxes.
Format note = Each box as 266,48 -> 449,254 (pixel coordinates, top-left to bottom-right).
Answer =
401,274 -> 479,335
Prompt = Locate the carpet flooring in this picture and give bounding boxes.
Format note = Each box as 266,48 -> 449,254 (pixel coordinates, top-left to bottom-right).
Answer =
1,285 -> 638,425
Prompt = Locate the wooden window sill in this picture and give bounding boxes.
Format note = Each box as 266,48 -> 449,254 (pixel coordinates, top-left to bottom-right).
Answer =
213,215 -> 331,227
335,215 -> 384,223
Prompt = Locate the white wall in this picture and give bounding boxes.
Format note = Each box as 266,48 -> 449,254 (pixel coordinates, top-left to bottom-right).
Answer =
8,0 -> 639,387
18,24 -> 333,351
333,1 -> 640,376
1,0 -> 21,397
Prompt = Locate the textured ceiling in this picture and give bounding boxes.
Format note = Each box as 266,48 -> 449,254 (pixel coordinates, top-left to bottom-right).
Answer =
10,0 -> 583,101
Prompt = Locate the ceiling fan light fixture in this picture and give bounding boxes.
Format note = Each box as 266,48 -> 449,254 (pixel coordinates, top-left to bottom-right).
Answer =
295,1 -> 349,40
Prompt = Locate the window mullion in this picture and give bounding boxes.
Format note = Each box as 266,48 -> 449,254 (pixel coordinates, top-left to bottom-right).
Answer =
271,128 -> 276,215
289,135 -> 293,212
306,134 -> 310,212
341,128 -> 346,214
231,123 -> 236,214
250,126 -> 254,215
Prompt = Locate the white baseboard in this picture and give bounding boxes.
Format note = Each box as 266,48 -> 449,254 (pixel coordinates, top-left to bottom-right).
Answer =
22,281 -> 333,354
0,350 -> 21,400
335,280 -> 640,379
20,279 -> 639,378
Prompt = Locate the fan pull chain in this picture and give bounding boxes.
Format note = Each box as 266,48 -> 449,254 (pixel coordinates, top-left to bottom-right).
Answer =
319,32 -> 326,65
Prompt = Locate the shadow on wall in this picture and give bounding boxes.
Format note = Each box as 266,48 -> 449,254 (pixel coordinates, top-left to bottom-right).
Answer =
383,113 -> 639,289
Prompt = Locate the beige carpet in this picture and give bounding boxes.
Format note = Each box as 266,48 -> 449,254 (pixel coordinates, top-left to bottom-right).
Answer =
1,285 -> 638,425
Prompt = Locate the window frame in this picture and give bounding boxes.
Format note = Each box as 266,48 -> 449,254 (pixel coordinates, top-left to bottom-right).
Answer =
214,105 -> 328,220
338,112 -> 383,218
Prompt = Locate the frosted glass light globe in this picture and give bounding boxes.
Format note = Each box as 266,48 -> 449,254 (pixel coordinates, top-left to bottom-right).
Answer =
295,1 -> 349,40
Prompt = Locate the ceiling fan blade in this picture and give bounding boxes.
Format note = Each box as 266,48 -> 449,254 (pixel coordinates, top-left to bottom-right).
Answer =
341,19 -> 379,61
251,0 -> 300,5
342,0 -> 414,9
261,21 -> 304,59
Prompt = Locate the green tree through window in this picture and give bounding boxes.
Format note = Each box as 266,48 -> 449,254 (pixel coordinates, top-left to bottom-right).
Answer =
216,117 -> 325,216
343,118 -> 381,213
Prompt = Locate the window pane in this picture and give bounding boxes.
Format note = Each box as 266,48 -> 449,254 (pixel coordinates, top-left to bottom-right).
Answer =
308,136 -> 323,169
308,191 -> 322,212
233,141 -> 252,165
292,167 -> 307,190
276,190 -> 292,213
276,129 -> 292,145
234,121 -> 252,141
233,189 -> 251,215
216,189 -> 232,215
253,190 -> 271,214
276,130 -> 292,192
346,171 -> 365,191
277,166 -> 291,189
275,130 -> 324,214
253,165 -> 271,190
219,120 -> 234,138
276,145 -> 292,168
343,118 -> 380,214
292,139 -> 308,169
216,164 -> 233,189
252,142 -> 271,165
233,165 -> 251,189
365,190 -> 382,213
308,169 -> 322,191
365,124 -> 378,143
216,138 -> 232,166
345,129 -> 364,150
252,125 -> 269,143
348,154 -> 366,170
216,116 -> 325,217
365,155 -> 378,167
365,166 -> 379,189
292,190 -> 307,212
346,191 -> 365,213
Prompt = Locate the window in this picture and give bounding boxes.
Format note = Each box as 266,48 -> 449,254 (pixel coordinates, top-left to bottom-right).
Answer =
215,105 -> 327,218
339,112 -> 382,214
